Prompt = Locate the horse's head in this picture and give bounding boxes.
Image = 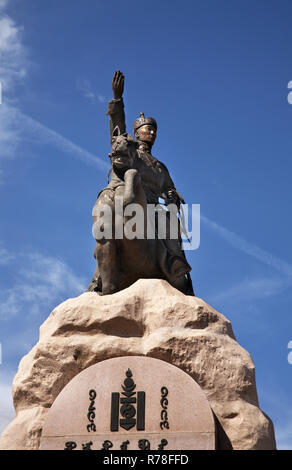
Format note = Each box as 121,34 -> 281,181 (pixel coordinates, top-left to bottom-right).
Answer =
109,127 -> 137,172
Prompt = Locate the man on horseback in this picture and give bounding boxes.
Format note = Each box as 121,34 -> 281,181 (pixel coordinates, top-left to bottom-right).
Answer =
88,71 -> 194,296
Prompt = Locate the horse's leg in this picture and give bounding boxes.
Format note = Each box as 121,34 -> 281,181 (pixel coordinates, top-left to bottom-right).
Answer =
123,169 -> 139,206
124,170 -> 148,233
92,190 -> 121,295
96,238 -> 120,295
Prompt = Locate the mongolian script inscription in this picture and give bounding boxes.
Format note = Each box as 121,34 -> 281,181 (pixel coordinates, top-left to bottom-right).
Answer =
40,357 -> 216,450
64,438 -> 168,450
87,389 -> 97,432
160,386 -> 169,430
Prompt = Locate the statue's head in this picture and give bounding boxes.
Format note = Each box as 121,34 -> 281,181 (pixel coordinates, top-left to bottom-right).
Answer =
133,113 -> 157,146
109,127 -> 137,171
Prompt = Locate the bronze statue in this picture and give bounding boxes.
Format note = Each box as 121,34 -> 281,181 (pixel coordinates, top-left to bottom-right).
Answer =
88,71 -> 194,296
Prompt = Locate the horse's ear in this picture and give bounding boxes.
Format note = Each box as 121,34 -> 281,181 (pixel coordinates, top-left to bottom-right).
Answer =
112,125 -> 121,137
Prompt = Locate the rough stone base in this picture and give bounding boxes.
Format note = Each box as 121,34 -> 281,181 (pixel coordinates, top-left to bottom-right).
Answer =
0,279 -> 276,450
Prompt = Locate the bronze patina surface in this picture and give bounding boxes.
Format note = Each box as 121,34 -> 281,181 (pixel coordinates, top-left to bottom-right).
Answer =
88,71 -> 194,296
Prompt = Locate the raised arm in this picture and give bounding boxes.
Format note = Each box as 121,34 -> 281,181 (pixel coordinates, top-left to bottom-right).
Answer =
106,71 -> 126,141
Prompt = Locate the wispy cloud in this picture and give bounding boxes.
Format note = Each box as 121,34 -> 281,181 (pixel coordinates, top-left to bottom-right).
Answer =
0,10 -> 108,174
0,242 -> 14,265
201,215 -> 292,279
0,246 -> 87,319
0,103 -> 109,170
0,7 -> 27,161
0,13 -> 27,92
201,215 -> 292,304
0,374 -> 14,435
210,276 -> 291,305
76,78 -> 106,103
0,244 -> 87,435
0,0 -> 8,10
0,102 -> 21,158
275,411 -> 292,450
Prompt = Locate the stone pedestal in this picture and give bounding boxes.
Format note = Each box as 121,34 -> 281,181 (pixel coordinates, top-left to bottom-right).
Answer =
0,279 -> 276,450
40,356 -> 216,450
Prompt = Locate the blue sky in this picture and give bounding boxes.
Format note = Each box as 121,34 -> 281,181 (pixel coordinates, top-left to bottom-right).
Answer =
0,0 -> 292,449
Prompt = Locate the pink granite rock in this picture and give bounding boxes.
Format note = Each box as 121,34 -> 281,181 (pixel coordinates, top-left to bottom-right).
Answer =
0,279 -> 276,450
40,356 -> 217,450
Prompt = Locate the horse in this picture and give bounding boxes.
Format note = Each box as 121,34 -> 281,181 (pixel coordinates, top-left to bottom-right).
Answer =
88,129 -> 193,296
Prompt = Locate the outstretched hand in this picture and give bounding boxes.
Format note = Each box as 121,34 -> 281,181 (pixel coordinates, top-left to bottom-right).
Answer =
112,70 -> 124,100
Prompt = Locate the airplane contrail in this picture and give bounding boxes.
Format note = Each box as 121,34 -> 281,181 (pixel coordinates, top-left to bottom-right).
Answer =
201,214 -> 292,278
2,104 -> 109,171
3,105 -> 291,280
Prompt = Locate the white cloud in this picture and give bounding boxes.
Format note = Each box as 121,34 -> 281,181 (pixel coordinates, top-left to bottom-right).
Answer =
0,383 -> 14,435
0,0 -> 8,10
275,411 -> 292,450
77,78 -> 106,103
21,251 -> 86,294
0,372 -> 14,436
0,242 -> 14,265
0,247 -> 87,319
0,14 -> 27,92
0,12 -> 108,174
0,245 -> 87,435
210,275 -> 291,305
0,11 -> 27,162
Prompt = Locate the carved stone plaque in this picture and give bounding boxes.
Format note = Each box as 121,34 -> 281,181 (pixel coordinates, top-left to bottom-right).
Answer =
40,356 -> 215,450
